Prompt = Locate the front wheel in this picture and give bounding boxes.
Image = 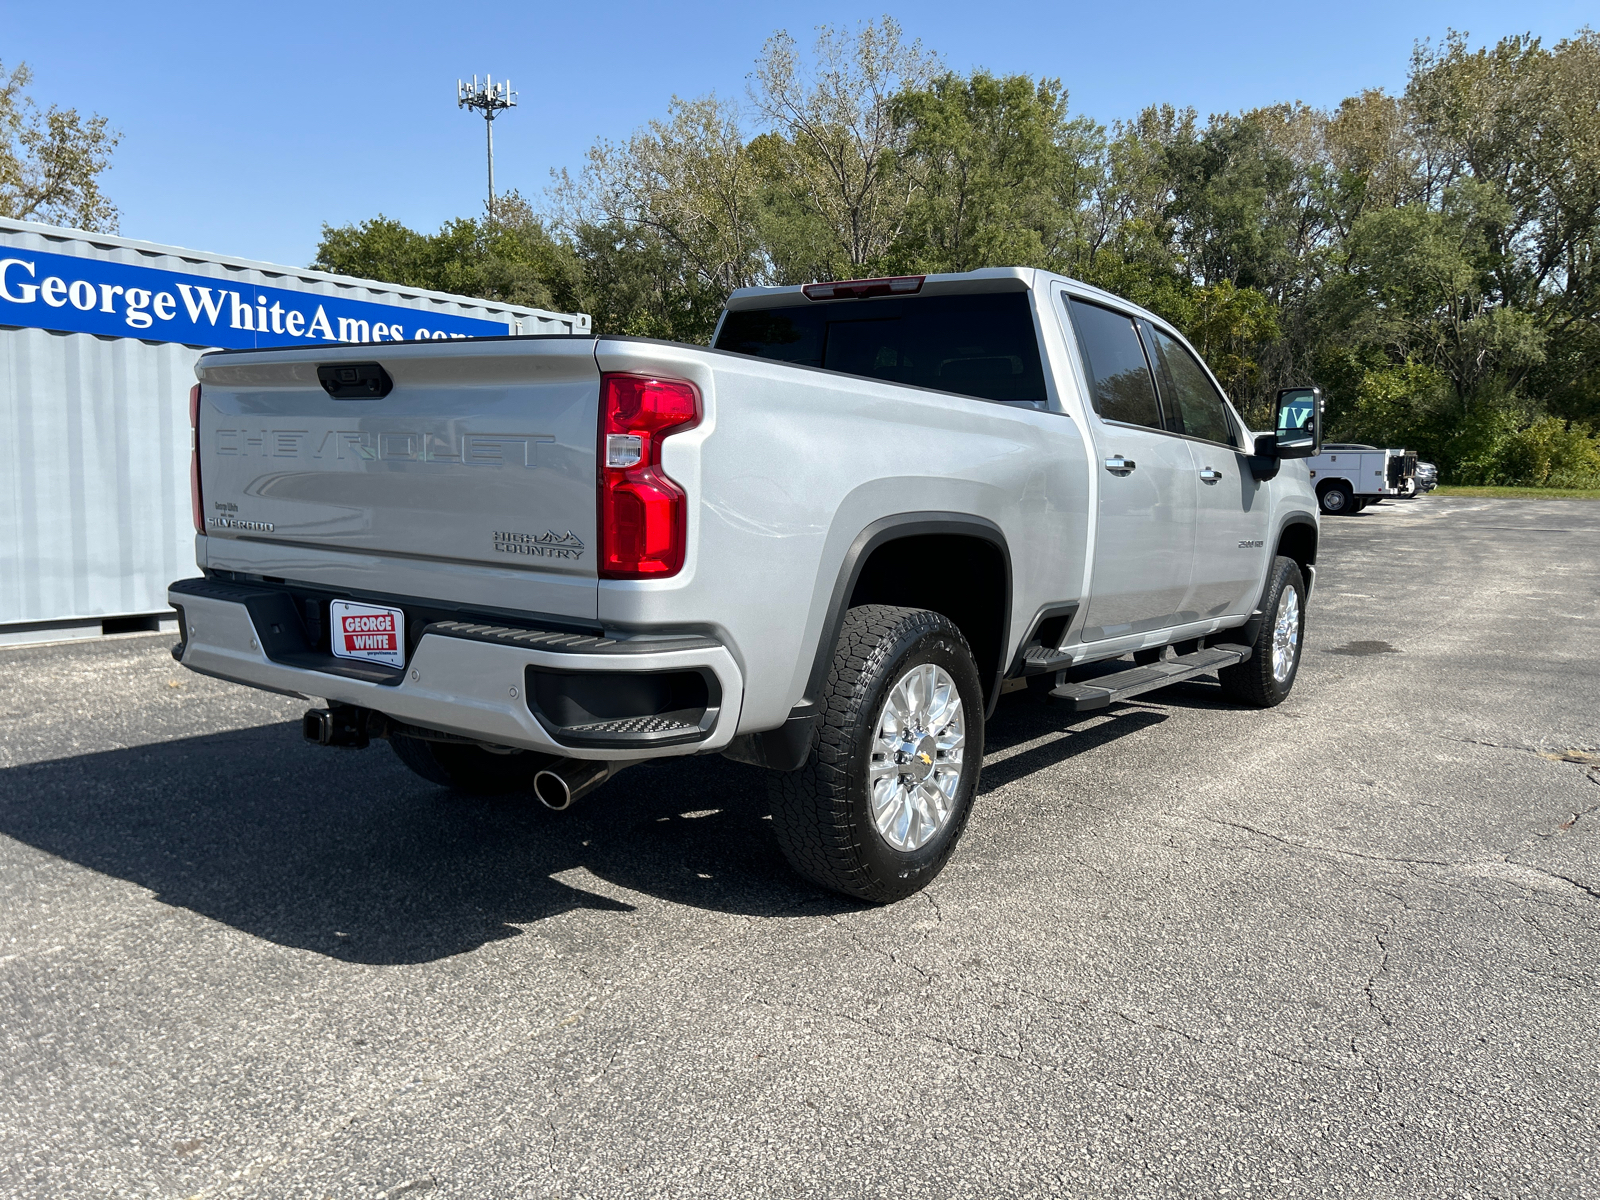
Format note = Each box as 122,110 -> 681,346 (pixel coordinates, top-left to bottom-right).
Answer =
769,605 -> 985,902
1218,556 -> 1306,708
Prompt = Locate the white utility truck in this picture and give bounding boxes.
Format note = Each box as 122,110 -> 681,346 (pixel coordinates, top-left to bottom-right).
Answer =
1308,444 -> 1416,513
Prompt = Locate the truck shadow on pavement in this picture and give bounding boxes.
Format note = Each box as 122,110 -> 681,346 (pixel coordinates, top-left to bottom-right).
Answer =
0,697 -> 1157,965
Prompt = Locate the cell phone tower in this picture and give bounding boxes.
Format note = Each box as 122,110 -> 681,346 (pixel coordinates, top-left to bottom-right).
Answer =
457,75 -> 517,222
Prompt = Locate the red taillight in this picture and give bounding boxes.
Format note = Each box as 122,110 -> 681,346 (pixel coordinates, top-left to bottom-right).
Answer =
188,383 -> 204,534
598,373 -> 700,578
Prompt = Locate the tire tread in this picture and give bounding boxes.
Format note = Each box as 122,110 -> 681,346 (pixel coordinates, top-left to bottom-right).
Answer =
769,605 -> 980,902
1218,555 -> 1304,708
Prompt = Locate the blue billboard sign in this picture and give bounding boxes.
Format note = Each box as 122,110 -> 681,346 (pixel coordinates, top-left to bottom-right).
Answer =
0,246 -> 512,349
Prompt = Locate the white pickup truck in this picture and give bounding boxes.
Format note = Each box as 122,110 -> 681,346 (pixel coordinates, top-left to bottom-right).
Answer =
171,268 -> 1322,901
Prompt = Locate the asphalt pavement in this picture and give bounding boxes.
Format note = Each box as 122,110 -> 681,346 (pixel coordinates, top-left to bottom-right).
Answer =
1,497 -> 1596,1199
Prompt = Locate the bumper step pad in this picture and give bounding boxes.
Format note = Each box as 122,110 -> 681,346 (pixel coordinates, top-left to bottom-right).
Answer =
1049,644 -> 1252,712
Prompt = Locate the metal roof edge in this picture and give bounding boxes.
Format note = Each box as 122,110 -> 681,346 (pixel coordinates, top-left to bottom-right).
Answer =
0,216 -> 590,326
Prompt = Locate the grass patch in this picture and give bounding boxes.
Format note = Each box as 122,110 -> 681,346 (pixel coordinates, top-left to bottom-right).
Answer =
1433,485 -> 1600,500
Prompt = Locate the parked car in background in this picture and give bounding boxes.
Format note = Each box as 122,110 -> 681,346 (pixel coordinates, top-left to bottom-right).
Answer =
1413,461 -> 1438,493
1307,444 -> 1416,513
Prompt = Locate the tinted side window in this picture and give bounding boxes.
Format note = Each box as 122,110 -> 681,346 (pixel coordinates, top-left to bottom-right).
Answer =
1145,326 -> 1237,446
714,292 -> 1046,404
1066,298 -> 1162,429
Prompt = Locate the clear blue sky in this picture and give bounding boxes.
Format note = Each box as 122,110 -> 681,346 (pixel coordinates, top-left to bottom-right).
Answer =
7,0 -> 1592,269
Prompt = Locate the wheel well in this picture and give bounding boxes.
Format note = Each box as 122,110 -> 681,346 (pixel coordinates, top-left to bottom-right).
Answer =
848,533 -> 1008,705
1276,521 -> 1317,579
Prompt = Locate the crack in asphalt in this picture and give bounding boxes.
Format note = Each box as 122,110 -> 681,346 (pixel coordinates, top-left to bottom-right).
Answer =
1503,861 -> 1600,903
1450,737 -> 1600,777
826,913 -> 933,984
1171,814 -> 1452,867
1362,927 -> 1395,1052
1111,1009 -> 1359,1077
1170,814 -> 1599,906
1557,801 -> 1600,832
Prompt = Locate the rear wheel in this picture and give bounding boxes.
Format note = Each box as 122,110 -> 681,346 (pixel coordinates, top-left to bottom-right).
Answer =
1219,556 -> 1305,708
1318,481 -> 1354,515
389,733 -> 548,795
769,605 -> 984,903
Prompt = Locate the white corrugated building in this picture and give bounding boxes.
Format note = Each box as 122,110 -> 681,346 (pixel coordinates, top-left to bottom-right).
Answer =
0,217 -> 589,646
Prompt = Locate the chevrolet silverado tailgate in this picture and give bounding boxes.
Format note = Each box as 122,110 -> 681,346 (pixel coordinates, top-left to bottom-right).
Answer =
193,337 -> 600,619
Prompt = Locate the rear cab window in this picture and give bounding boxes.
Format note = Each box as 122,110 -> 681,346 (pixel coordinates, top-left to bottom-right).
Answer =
1064,297 -> 1163,429
714,292 -> 1047,405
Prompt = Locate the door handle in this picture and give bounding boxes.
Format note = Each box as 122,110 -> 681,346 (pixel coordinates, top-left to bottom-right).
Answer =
1104,456 -> 1136,476
1199,467 -> 1222,484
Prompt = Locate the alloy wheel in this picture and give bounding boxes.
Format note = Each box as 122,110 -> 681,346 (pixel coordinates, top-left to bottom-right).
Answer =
1272,585 -> 1301,683
867,663 -> 967,852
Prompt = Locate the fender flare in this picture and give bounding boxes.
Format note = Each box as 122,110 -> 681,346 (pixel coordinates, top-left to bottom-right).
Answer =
802,511 -> 1014,712
1276,512 -> 1318,558
723,512 -> 1013,774
1240,514 -> 1320,644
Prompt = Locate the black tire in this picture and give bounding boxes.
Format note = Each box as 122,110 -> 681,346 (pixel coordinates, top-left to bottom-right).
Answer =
1218,556 -> 1306,708
1318,481 -> 1354,515
389,733 -> 547,795
769,605 -> 985,903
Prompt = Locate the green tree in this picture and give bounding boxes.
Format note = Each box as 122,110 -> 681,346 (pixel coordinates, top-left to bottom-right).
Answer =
570,220 -> 726,343
313,191 -> 578,313
749,16 -> 937,275
1337,184 -> 1546,407
553,95 -> 764,294
0,60 -> 120,231
889,71 -> 1102,274
311,20 -> 1600,488
1186,281 -> 1282,417
1405,31 -> 1600,420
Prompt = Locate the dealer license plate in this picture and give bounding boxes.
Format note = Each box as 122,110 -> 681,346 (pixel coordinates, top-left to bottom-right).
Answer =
329,600 -> 406,669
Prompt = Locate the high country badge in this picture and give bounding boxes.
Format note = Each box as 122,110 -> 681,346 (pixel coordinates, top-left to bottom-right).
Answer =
493,530 -> 585,560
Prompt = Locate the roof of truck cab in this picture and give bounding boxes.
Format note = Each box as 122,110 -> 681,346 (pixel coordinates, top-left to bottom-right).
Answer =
724,267 -> 1039,311
722,267 -> 1173,332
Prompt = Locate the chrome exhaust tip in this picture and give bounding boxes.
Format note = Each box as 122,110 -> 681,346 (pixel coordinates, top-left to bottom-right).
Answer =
533,759 -> 621,811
